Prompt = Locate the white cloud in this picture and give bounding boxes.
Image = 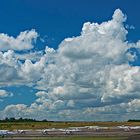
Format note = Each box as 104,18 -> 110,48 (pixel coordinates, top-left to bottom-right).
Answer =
20,57 -> 45,83
1,9 -> 140,121
15,51 -> 43,62
0,29 -> 38,51
0,89 -> 13,98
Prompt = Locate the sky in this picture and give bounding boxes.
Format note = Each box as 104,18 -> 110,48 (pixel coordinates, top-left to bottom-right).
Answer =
0,0 -> 140,121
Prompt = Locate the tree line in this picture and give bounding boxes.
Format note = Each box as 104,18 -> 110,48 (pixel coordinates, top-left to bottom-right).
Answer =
0,117 -> 140,122
0,117 -> 49,122
128,119 -> 140,122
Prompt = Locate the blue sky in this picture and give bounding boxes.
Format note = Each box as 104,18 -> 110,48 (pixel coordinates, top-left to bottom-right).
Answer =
0,0 -> 140,46
0,0 -> 140,121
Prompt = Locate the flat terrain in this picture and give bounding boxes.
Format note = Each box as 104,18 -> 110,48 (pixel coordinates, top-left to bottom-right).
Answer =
1,136 -> 127,140
0,122 -> 140,140
37,137 -> 125,140
0,121 -> 140,130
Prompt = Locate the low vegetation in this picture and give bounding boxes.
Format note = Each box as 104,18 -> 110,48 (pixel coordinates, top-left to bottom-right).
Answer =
36,136 -> 126,140
0,117 -> 140,130
0,121 -> 140,130
0,136 -> 126,140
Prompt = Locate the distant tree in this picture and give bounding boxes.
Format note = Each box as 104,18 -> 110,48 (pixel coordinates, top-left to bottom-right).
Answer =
128,119 -> 140,122
0,117 -> 48,122
9,117 -> 16,122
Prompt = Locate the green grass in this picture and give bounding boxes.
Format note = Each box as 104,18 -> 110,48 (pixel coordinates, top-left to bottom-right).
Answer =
33,136 -> 126,140
0,121 -> 140,130
0,136 -> 127,140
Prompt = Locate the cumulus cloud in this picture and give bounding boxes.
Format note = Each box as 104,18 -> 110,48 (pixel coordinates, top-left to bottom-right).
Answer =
15,51 -> 43,62
0,89 -> 13,99
0,9 -> 140,121
0,29 -> 38,51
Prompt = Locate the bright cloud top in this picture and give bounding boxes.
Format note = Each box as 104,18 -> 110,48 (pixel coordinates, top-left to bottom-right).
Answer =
0,29 -> 38,51
0,90 -> 13,98
0,9 -> 140,121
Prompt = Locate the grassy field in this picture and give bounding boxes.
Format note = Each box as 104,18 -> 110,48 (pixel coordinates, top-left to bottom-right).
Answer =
35,136 -> 126,140
0,136 -> 127,140
0,121 -> 140,130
